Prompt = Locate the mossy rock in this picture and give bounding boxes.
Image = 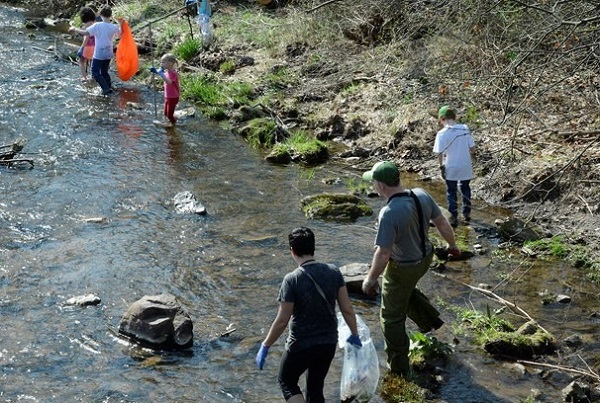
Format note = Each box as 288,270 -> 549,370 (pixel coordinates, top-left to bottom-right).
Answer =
300,193 -> 373,222
483,321 -> 556,358
237,117 -> 277,147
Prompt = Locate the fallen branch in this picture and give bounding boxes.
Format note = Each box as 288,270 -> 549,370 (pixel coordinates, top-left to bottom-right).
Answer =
305,0 -> 344,13
517,358 -> 600,383
132,4 -> 192,33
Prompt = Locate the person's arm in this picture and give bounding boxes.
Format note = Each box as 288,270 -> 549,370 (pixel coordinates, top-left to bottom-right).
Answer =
115,17 -> 124,37
337,286 -> 358,335
69,27 -> 88,36
262,301 -> 293,347
362,245 -> 391,295
163,71 -> 174,85
431,214 -> 460,256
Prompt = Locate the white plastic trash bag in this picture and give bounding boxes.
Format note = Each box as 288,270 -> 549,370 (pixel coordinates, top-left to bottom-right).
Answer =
337,313 -> 380,402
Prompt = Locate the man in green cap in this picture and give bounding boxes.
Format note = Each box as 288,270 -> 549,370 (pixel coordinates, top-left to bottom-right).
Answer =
361,160 -> 460,378
433,105 -> 477,226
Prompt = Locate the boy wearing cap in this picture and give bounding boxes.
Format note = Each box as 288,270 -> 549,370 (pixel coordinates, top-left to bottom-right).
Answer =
433,105 -> 477,226
361,160 -> 460,378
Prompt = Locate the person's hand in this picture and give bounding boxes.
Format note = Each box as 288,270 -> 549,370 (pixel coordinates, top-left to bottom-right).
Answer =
447,246 -> 461,258
347,334 -> 362,348
77,46 -> 84,58
149,67 -> 166,79
440,165 -> 446,180
361,278 -> 378,296
256,344 -> 269,370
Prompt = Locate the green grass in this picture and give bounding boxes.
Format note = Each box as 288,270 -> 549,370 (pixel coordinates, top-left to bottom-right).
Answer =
174,37 -> 201,62
219,59 -> 237,74
180,73 -> 254,107
264,65 -> 298,90
525,235 -> 570,258
344,177 -> 370,194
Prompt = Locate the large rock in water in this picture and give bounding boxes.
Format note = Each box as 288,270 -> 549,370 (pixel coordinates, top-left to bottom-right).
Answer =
173,191 -> 207,215
118,294 -> 193,350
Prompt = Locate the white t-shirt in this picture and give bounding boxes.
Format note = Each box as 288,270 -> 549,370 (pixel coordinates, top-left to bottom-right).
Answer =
433,123 -> 475,181
87,22 -> 121,60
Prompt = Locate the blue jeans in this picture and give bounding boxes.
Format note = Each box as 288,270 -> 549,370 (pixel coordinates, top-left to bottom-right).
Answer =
445,179 -> 471,218
91,58 -> 112,94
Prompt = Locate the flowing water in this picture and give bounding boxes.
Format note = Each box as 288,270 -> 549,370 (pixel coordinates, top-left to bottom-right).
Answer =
2,4 -> 599,402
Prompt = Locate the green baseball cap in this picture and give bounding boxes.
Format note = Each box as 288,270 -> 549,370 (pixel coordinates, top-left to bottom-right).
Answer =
362,161 -> 399,185
438,105 -> 455,119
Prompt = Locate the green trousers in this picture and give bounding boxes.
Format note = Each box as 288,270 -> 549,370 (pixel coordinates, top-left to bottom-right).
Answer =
380,253 -> 438,376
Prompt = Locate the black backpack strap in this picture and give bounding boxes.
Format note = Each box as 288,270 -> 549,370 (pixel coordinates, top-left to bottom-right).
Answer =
408,190 -> 426,259
387,190 -> 427,259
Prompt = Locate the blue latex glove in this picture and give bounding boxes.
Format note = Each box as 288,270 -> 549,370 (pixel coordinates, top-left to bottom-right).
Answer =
149,67 -> 166,79
347,334 -> 362,348
77,46 -> 84,58
256,344 -> 269,370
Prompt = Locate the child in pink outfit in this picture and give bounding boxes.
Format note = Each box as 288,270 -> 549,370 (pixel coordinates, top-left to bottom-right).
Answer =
76,7 -> 97,82
150,54 -> 180,126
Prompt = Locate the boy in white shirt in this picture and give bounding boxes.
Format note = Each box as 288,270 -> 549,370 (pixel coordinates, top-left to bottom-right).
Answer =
433,105 -> 477,226
70,7 -> 122,96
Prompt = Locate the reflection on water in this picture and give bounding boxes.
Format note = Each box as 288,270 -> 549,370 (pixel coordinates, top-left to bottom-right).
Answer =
2,4 -> 600,403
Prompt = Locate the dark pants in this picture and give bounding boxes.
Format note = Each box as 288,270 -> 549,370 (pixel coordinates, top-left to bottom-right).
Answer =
91,58 -> 112,95
445,179 -> 471,218
278,343 -> 336,402
381,254 -> 435,376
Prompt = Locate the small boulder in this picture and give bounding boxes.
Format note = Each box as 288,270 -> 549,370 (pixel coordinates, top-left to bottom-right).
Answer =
562,381 -> 590,403
339,262 -> 371,296
65,294 -> 101,306
496,217 -> 544,243
173,191 -> 207,215
118,294 -> 193,350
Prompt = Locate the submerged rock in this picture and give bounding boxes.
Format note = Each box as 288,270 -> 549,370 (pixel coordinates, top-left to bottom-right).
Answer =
118,294 -> 193,350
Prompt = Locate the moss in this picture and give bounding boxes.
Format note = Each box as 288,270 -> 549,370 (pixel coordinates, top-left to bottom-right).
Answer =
266,132 -> 329,164
237,117 -> 278,148
378,373 -> 427,403
300,193 -> 373,222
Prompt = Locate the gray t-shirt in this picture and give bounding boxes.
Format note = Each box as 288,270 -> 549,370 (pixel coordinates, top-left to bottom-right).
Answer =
278,262 -> 345,352
374,188 -> 441,265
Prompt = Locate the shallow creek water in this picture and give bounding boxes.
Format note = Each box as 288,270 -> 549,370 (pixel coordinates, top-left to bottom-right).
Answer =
1,4 -> 600,402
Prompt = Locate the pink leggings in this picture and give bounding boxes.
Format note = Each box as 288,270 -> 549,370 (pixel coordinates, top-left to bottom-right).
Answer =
164,97 -> 179,124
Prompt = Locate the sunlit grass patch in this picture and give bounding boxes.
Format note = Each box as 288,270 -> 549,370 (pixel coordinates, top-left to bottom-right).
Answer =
174,37 -> 201,62
181,73 -> 254,107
